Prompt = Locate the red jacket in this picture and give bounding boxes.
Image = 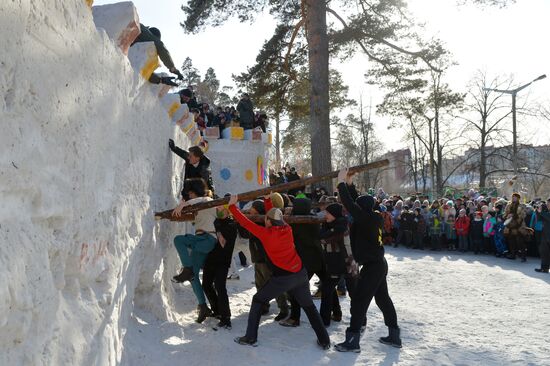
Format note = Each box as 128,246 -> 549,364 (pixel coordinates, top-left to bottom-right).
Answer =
455,216 -> 470,236
229,199 -> 302,274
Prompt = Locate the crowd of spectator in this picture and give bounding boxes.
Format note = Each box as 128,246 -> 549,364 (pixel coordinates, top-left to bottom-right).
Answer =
179,87 -> 268,137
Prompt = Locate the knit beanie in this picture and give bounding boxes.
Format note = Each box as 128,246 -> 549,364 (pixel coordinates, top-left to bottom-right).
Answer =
251,200 -> 265,215
325,203 -> 344,218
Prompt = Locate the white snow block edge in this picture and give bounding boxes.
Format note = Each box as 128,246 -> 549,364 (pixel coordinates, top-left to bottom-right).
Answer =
92,2 -> 141,55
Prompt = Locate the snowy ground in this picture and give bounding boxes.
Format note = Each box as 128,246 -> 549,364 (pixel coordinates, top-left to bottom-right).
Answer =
121,247 -> 550,366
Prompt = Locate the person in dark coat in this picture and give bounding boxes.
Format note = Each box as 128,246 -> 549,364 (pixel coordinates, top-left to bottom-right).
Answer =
132,24 -> 183,85
203,206 -> 238,329
413,208 -> 426,249
334,168 -> 401,353
535,203 -> 550,273
236,93 -> 255,130
470,211 -> 484,254
400,206 -> 415,247
178,88 -> 200,110
319,203 -> 349,326
168,142 -> 214,196
279,198 -> 325,327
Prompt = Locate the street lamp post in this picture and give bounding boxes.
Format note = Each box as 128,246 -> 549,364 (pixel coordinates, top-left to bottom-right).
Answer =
484,74 -> 546,174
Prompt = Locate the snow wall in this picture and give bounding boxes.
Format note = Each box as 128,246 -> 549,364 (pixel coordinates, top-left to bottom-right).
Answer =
0,1 -> 190,365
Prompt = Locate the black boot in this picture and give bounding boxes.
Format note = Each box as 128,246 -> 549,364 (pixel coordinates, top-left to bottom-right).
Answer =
216,318 -> 232,330
274,309 -> 289,321
196,304 -> 213,324
379,326 -> 402,348
234,336 -> 257,347
172,267 -> 194,283
331,311 -> 342,322
535,267 -> 549,273
334,329 -> 361,353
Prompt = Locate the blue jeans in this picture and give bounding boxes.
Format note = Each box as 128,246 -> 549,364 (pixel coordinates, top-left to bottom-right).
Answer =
174,234 -> 216,305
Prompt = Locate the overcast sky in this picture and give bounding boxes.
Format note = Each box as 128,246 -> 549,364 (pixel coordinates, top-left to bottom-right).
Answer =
95,0 -> 550,149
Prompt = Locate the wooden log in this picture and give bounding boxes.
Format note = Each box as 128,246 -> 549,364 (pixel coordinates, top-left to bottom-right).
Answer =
154,210 -> 326,224
174,159 -> 389,214
154,209 -> 196,222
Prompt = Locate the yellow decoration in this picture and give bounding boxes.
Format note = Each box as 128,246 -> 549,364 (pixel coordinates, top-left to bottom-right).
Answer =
257,156 -> 264,185
86,0 -> 94,8
245,170 -> 254,181
168,102 -> 180,118
140,57 -> 159,80
228,127 -> 244,140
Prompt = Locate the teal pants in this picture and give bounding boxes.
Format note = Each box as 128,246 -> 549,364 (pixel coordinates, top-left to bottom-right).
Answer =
174,234 -> 216,305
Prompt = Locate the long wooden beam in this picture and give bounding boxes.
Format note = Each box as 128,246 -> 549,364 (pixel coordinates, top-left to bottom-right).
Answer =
154,210 -> 326,224
171,159 -> 389,214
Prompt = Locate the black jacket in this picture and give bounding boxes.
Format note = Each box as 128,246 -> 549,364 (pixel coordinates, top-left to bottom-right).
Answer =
236,98 -> 255,129
169,144 -> 214,195
290,199 -> 324,274
337,183 -> 384,264
320,217 -> 348,276
400,210 -> 415,231
205,218 -> 238,267
540,212 -> 550,242
470,219 -> 484,241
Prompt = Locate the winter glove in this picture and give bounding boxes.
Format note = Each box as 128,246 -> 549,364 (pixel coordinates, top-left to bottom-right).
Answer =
346,255 -> 359,278
168,139 -> 175,150
337,168 -> 349,184
170,68 -> 184,80
160,76 -> 178,87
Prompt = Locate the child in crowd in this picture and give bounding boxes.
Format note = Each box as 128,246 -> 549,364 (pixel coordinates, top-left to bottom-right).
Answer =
413,207 -> 426,250
446,214 -> 457,250
400,206 -> 415,247
493,214 -> 508,257
455,209 -> 470,252
429,201 -> 442,251
483,211 -> 497,254
380,205 -> 394,245
470,211 -> 484,254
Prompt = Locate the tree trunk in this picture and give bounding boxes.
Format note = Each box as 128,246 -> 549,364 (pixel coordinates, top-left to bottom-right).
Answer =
409,117 -> 419,193
275,113 -> 281,167
304,0 -> 332,191
479,130 -> 487,190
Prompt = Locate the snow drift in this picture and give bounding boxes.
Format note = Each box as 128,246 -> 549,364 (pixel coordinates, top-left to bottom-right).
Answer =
0,1 -> 189,365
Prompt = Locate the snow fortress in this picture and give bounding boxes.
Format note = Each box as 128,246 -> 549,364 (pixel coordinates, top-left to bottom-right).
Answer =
0,0 -> 258,364
206,134 -> 272,196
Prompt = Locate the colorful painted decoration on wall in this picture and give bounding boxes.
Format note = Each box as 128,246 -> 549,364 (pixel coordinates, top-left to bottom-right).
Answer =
220,168 -> 231,181
257,156 -> 264,185
245,169 -> 254,181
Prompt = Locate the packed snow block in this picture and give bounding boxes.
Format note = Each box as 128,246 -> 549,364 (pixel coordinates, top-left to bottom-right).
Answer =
205,127 -> 220,139
174,103 -> 190,126
128,41 -> 159,80
188,129 -> 202,146
262,132 -> 273,145
181,115 -> 196,133
160,93 -> 181,119
158,84 -> 172,98
244,127 -> 262,141
92,2 -> 140,55
222,127 -> 244,140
